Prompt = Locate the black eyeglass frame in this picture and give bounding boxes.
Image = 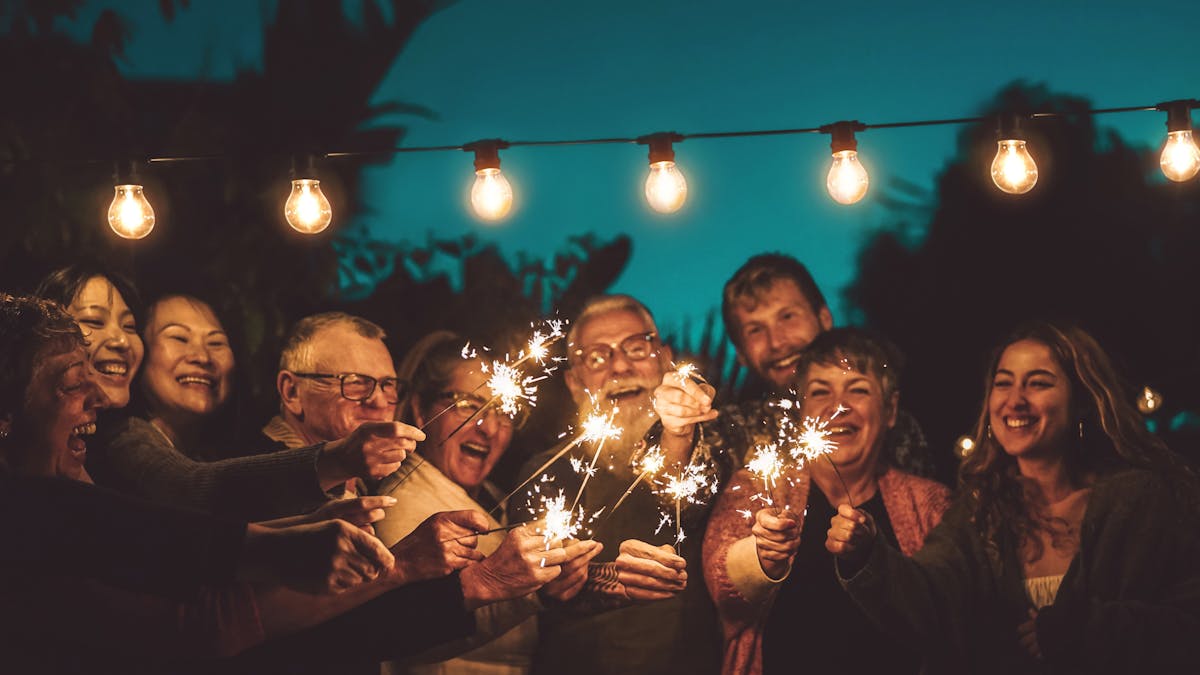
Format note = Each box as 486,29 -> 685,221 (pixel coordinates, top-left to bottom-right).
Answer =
569,331 -> 660,372
292,372 -> 405,403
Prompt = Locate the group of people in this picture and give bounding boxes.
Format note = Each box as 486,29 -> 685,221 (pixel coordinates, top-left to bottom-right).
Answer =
0,252 -> 1197,674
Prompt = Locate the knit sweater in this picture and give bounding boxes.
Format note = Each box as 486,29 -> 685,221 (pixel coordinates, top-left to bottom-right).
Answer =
703,465 -> 950,675
93,415 -> 330,520
840,468 -> 1200,674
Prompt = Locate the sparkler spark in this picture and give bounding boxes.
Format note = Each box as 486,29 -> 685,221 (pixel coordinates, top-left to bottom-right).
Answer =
746,444 -> 785,493
537,492 -> 581,550
655,462 -> 713,546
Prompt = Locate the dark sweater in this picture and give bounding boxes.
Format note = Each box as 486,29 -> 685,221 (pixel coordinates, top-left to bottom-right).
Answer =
92,415 -> 330,520
841,469 -> 1200,674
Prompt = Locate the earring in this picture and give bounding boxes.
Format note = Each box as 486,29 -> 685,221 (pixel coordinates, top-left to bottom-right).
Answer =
986,425 -> 993,439
0,428 -> 8,440
1078,419 -> 1084,441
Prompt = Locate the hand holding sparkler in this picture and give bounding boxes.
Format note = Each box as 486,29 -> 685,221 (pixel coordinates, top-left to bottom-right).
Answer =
609,539 -> 688,600
539,538 -> 604,601
458,524 -> 598,609
317,421 -> 425,488
652,363 -> 718,453
751,508 -> 800,580
388,510 -> 488,586
825,502 -> 877,570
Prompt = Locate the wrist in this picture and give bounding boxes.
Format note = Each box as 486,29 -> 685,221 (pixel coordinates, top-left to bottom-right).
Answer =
315,442 -> 351,489
459,563 -> 501,610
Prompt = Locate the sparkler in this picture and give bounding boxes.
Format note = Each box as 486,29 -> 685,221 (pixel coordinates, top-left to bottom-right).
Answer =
746,443 -> 786,511
570,406 -> 622,511
608,445 -> 666,517
656,462 -> 712,546
490,407 -> 622,515
777,403 -> 855,505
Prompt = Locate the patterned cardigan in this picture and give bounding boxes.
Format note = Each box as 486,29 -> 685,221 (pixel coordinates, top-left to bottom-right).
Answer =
702,465 -> 951,675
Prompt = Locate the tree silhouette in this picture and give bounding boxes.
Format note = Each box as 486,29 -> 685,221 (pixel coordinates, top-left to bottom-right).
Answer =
849,83 -> 1200,481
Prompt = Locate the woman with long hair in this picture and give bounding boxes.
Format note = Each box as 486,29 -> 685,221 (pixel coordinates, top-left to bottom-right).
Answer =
828,320 -> 1200,674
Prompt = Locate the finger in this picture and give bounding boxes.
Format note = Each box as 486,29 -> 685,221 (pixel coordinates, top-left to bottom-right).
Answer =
560,539 -> 602,562
442,509 -> 491,533
625,587 -> 678,601
754,535 -> 800,554
619,539 -> 686,569
616,554 -> 687,581
673,411 -> 719,426
354,495 -> 399,510
618,570 -> 686,591
756,512 -> 799,533
360,420 -> 427,442
836,503 -> 869,525
538,548 -> 571,567
347,526 -> 395,571
450,544 -> 487,562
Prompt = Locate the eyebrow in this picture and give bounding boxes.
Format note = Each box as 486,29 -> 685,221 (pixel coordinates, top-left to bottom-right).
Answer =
994,368 -> 1058,378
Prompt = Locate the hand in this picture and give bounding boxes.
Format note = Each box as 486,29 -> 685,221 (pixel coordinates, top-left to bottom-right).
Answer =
825,503 -> 877,567
752,508 -> 800,580
539,539 -> 604,601
460,526 -> 592,608
317,421 -> 425,487
389,510 -> 489,585
590,539 -> 688,602
307,495 -> 397,535
243,519 -> 395,595
1017,608 -> 1042,660
652,371 -> 718,438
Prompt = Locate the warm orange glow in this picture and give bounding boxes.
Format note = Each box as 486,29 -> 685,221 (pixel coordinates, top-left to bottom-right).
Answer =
470,168 -> 513,221
284,179 -> 332,234
826,150 -> 869,205
644,160 -> 688,213
107,184 -> 155,239
990,139 -> 1038,194
1160,130 -> 1200,182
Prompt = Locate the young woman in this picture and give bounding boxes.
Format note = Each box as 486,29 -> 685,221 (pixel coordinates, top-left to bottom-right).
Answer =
829,321 -> 1200,674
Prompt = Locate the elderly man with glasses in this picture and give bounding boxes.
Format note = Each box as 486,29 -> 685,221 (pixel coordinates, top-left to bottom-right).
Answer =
510,295 -> 724,675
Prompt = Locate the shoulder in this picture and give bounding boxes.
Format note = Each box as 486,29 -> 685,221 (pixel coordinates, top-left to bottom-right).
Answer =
882,467 -> 951,502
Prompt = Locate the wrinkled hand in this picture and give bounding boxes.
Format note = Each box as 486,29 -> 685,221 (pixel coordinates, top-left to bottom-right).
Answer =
539,538 -> 604,601
652,371 -> 717,438
248,519 -> 395,595
460,526 -> 594,608
318,421 -> 425,487
390,510 -> 489,586
752,508 -> 800,580
825,503 -> 877,567
307,495 -> 397,535
589,539 -> 688,602
1017,609 -> 1042,660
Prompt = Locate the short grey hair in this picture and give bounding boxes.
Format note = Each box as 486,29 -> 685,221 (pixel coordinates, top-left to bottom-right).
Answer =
567,295 -> 659,359
279,312 -> 385,372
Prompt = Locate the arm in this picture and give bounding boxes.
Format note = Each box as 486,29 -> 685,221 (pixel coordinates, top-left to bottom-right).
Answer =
98,416 -> 329,520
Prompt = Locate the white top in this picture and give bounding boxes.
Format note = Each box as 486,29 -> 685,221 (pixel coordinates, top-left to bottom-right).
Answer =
1024,574 -> 1065,609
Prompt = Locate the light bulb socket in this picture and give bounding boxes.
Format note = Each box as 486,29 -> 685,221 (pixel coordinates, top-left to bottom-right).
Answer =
821,121 -> 865,154
290,155 -> 321,181
464,139 -> 509,171
995,113 -> 1029,141
638,132 -> 683,164
1157,100 -> 1196,133
112,159 -> 144,185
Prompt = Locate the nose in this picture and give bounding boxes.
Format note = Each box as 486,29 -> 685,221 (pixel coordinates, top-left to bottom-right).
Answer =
362,381 -> 389,409
766,323 -> 789,353
184,339 -> 213,365
608,346 -> 635,376
96,324 -> 130,352
82,367 -> 112,411
477,409 -> 502,437
1004,385 -> 1028,410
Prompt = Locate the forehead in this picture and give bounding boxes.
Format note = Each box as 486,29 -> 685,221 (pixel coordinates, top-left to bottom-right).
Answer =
734,278 -> 816,319
33,345 -> 87,381
802,361 -> 879,386
310,325 -> 395,375
446,359 -> 489,394
997,339 -> 1064,375
72,276 -> 128,311
575,308 -> 653,346
151,297 -> 222,332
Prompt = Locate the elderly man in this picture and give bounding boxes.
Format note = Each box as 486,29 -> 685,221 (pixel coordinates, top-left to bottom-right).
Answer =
655,253 -> 934,476
513,295 -> 723,675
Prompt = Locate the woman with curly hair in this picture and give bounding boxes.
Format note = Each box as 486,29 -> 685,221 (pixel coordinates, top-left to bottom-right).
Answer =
828,320 -> 1200,674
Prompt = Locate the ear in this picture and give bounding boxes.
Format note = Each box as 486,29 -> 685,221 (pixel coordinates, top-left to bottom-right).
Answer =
885,391 -> 900,430
819,306 -> 834,332
277,371 -> 304,417
408,396 -> 426,428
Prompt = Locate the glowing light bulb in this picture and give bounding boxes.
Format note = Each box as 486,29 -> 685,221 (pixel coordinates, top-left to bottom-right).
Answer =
1160,130 -> 1200,182
285,179 -> 332,234
1137,386 -> 1164,415
954,435 -> 976,459
640,133 -> 687,214
990,140 -> 1038,194
645,161 -> 688,213
107,184 -> 155,239
827,150 -> 869,204
822,121 -> 869,205
471,167 -> 513,221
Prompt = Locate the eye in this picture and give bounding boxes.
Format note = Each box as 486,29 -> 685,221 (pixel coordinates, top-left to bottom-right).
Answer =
122,322 -> 138,333
169,335 -> 188,344
1029,379 -> 1054,389
992,378 -> 1012,389
850,385 -> 871,395
807,387 -> 830,398
79,318 -> 104,328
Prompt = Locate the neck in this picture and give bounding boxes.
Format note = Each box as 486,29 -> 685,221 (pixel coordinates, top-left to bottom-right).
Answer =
280,411 -> 323,446
1016,453 -> 1077,503
809,454 -> 879,507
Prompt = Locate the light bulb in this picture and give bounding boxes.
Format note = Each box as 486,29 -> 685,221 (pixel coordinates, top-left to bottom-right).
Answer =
1137,386 -> 1164,414
991,139 -> 1038,194
954,435 -> 976,459
107,184 -> 155,239
1160,130 -> 1200,182
284,179 -> 332,234
826,150 -> 869,205
645,160 -> 688,213
470,167 -> 513,221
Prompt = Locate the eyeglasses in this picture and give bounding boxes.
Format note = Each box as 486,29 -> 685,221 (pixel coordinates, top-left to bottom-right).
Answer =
571,332 -> 659,372
293,372 -> 404,404
437,391 -> 529,429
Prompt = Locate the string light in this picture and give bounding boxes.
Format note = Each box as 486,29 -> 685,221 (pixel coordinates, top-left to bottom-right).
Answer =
1157,100 -> 1200,183
638,132 -> 688,214
1136,385 -> 1164,414
954,434 -> 976,459
991,114 -> 1039,194
284,156 -> 333,234
465,140 -> 513,222
107,161 -> 156,240
822,121 -> 869,205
